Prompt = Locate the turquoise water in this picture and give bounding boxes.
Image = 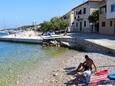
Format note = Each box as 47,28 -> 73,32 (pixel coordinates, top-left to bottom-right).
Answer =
0,42 -> 69,86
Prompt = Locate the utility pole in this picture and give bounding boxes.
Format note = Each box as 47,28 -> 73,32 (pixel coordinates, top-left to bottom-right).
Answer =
32,20 -> 36,31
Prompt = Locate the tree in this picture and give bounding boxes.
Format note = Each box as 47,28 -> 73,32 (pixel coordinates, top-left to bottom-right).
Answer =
39,21 -> 51,31
88,10 -> 99,32
88,10 -> 99,23
39,17 -> 69,32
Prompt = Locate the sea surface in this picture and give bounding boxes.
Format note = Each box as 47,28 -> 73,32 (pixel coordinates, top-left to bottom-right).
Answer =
0,41 -> 69,86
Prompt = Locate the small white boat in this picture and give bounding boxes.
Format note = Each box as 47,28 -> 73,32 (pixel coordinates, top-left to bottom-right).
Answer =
0,31 -> 9,36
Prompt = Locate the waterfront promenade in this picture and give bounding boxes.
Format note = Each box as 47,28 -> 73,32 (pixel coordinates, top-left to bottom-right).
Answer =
69,33 -> 115,51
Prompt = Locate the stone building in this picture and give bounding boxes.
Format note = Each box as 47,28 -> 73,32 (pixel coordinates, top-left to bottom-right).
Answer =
99,0 -> 115,35
72,0 -> 101,32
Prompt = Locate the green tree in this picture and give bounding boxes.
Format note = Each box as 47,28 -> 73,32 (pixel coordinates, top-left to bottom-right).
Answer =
88,10 -> 99,23
39,17 -> 69,32
88,10 -> 99,32
39,21 -> 51,31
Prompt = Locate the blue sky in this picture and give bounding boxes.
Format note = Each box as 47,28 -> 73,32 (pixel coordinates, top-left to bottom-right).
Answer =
0,0 -> 86,29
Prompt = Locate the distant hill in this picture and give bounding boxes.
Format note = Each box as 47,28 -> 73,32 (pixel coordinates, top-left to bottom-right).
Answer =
1,24 -> 40,32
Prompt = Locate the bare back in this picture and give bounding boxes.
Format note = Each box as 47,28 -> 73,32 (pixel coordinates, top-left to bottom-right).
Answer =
83,58 -> 94,70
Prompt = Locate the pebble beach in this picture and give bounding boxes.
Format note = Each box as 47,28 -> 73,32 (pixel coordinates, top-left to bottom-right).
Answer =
15,50 -> 115,86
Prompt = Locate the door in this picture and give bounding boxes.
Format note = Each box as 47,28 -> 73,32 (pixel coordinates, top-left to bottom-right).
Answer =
95,23 -> 99,33
80,22 -> 82,31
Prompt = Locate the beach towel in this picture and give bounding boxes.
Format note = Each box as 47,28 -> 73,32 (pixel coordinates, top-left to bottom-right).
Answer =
97,80 -> 115,85
91,70 -> 109,86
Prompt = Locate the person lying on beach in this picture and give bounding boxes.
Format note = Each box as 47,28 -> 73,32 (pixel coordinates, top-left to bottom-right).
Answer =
76,55 -> 97,73
74,65 -> 92,85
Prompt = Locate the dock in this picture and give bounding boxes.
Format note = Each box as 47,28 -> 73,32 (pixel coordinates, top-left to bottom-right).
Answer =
0,34 -> 70,44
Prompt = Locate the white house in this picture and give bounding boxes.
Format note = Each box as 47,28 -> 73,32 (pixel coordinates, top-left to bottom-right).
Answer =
61,11 -> 75,32
72,0 -> 101,32
106,0 -> 115,19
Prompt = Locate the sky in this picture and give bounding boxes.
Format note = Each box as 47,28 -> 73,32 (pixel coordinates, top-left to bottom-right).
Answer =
0,0 -> 87,29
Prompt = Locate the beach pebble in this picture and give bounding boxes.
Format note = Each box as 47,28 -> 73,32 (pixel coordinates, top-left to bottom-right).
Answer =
52,79 -> 55,82
60,75 -> 63,78
56,70 -> 59,72
53,73 -> 58,76
27,76 -> 30,79
38,80 -> 43,83
70,76 -> 74,80
16,80 -> 19,84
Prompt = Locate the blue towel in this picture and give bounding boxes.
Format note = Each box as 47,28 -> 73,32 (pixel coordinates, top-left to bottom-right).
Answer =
97,80 -> 115,85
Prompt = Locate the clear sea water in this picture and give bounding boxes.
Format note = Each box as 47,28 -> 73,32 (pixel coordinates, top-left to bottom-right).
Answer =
0,41 -> 69,86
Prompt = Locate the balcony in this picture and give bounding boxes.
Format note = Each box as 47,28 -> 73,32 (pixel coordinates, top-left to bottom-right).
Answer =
100,5 -> 106,14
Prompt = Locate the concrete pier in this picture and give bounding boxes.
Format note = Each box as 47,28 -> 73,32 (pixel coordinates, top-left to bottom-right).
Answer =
0,34 -> 67,44
0,37 -> 43,44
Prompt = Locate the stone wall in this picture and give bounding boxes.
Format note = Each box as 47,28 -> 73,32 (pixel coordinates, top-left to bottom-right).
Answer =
59,37 -> 115,56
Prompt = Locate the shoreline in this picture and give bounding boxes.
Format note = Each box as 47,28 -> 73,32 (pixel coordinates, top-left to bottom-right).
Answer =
14,50 -> 115,86
1,32 -> 115,56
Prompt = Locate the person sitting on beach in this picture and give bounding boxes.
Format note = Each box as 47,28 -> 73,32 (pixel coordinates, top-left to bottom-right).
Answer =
76,55 -> 97,73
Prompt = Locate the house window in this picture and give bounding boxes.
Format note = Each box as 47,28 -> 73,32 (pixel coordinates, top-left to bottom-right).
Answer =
102,22 -> 106,27
84,21 -> 86,27
78,10 -> 82,15
111,4 -> 115,12
74,17 -> 76,19
83,8 -> 86,14
72,22 -> 74,25
78,16 -> 80,18
76,11 -> 78,15
110,21 -> 113,27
